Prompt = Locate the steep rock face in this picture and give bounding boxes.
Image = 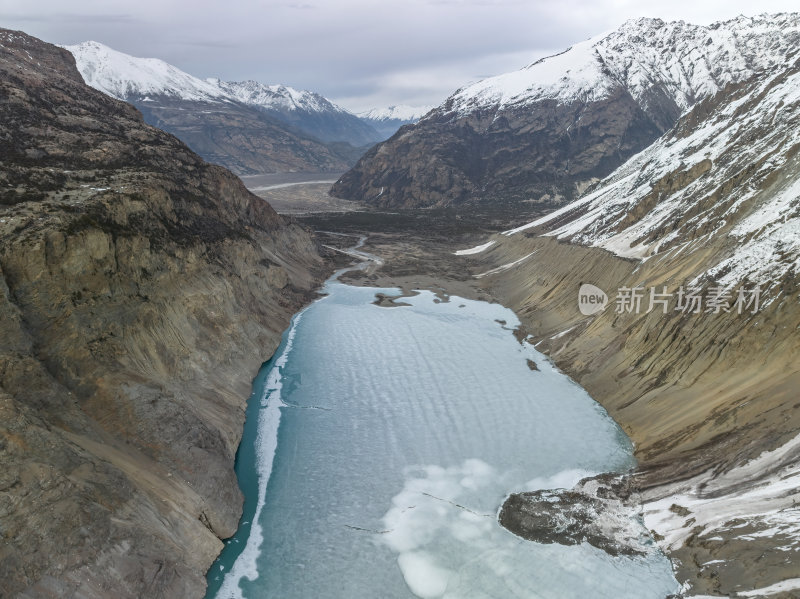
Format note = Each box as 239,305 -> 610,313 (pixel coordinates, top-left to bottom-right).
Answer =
337,86 -> 666,209
134,97 -> 351,175
0,29 -> 326,597
458,58 -> 800,597
66,41 -> 357,175
332,14 -> 800,209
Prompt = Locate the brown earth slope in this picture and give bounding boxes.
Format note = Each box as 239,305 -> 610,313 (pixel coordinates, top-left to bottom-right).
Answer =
0,29 -> 327,597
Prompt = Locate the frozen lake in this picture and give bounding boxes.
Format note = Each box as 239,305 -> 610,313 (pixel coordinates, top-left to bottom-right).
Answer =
206,271 -> 678,598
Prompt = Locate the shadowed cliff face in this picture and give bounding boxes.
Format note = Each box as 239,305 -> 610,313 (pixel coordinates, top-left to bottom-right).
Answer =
134,98 -> 355,176
0,29 -> 326,597
331,85 -> 673,209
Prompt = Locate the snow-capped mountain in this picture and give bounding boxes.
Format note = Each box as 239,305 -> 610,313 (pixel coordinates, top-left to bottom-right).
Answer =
333,14 -> 800,209
67,41 -> 229,102
65,41 -> 377,173
215,79 -> 381,146
361,105 -> 433,121
68,42 -> 352,116
215,79 -> 345,114
445,14 -> 800,117
359,104 -> 434,139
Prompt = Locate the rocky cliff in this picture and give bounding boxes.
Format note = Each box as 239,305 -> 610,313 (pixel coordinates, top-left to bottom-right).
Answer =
332,14 -> 800,210
0,28 -> 326,597
134,96 -> 352,175
454,56 -> 800,597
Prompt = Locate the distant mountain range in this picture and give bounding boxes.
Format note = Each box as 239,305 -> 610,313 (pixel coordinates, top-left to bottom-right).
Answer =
65,42 -> 430,174
332,14 -> 800,209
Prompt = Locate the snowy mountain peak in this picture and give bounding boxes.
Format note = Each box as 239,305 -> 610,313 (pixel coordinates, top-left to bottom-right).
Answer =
359,105 -> 434,122
441,13 -> 800,117
66,41 -> 382,147
215,79 -> 347,114
65,41 -> 228,102
65,41 -> 353,117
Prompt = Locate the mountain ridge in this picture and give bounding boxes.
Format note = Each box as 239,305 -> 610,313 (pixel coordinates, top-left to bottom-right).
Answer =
358,104 -> 434,139
65,41 -> 378,173
332,13 -> 800,210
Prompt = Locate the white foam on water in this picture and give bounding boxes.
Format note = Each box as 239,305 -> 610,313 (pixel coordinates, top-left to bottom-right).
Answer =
214,312 -> 306,599
381,460 -> 500,597
397,552 -> 455,598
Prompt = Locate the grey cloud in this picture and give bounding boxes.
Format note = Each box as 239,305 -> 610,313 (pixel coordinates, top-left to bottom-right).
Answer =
3,0 -> 799,111
3,13 -> 138,23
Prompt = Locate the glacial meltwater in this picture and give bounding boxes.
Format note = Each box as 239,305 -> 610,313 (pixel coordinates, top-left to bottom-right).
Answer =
206,267 -> 678,598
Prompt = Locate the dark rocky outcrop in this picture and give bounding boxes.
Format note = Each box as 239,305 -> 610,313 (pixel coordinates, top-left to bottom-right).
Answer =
135,97 -> 354,176
0,28 -> 326,597
332,87 -> 672,209
499,474 -> 651,557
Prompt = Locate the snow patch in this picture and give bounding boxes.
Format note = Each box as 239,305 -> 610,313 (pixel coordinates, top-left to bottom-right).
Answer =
737,578 -> 800,597
473,251 -> 537,279
453,240 -> 496,256
643,433 -> 800,553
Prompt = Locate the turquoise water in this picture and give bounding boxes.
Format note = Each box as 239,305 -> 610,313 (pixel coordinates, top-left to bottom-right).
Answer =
205,275 -> 678,598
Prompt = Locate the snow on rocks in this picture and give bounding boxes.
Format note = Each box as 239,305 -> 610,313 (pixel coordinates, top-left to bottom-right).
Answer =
504,52 -> 800,291
642,432 -> 800,554
438,14 -> 800,119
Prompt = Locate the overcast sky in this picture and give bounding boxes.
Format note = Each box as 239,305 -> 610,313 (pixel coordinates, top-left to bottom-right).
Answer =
3,1 -> 799,112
